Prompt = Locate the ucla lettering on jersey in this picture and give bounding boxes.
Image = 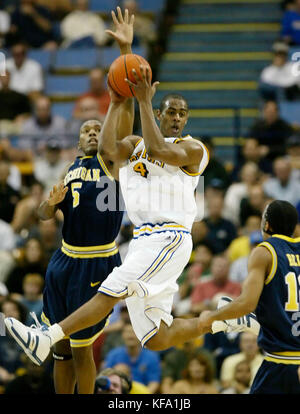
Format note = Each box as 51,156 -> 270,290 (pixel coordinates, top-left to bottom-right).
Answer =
58,154 -> 123,255
255,234 -> 300,364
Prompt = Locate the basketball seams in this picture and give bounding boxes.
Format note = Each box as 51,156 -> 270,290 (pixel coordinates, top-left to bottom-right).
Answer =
110,67 -> 125,96
124,55 -> 135,97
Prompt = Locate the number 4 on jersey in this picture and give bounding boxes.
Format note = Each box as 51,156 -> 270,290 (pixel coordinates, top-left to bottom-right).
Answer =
133,162 -> 149,178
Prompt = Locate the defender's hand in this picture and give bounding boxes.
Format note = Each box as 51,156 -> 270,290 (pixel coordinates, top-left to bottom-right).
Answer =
48,182 -> 68,207
106,7 -> 134,49
126,65 -> 160,102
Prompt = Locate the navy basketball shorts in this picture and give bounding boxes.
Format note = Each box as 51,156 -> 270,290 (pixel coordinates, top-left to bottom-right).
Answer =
42,248 -> 121,347
250,360 -> 300,394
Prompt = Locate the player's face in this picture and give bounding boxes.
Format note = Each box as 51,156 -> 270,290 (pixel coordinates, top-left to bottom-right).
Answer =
158,99 -> 188,138
79,121 -> 102,156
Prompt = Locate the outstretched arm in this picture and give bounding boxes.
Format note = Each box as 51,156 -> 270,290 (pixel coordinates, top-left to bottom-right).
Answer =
38,182 -> 68,220
198,245 -> 272,332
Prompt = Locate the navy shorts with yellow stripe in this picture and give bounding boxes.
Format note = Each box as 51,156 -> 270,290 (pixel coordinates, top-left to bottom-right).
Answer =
42,246 -> 121,347
250,360 -> 300,394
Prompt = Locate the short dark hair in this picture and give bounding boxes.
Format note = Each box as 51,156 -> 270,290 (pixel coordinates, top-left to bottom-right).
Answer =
159,94 -> 188,112
265,200 -> 299,237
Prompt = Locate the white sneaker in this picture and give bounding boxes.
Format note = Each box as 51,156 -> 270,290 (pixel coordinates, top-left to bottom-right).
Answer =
5,314 -> 52,366
212,296 -> 260,336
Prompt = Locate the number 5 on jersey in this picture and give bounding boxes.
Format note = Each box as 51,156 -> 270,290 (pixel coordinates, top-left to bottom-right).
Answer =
133,162 -> 149,178
71,182 -> 82,208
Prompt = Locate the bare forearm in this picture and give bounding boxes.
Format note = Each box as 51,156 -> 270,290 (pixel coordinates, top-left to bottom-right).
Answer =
139,100 -> 166,156
117,98 -> 134,140
38,200 -> 57,220
209,295 -> 255,322
98,102 -> 122,157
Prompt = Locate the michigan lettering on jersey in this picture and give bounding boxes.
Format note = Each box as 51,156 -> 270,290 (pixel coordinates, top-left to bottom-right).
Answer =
129,148 -> 165,168
64,167 -> 100,186
286,254 -> 300,267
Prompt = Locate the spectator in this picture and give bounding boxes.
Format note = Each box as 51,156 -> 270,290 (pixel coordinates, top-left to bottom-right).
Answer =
0,219 -> 16,251
37,0 -> 72,19
113,363 -> 152,394
259,42 -> 300,101
0,159 -> 20,224
29,218 -> 62,261
104,323 -> 161,394
191,255 -> 241,314
14,273 -> 44,325
5,237 -> 47,294
20,96 -> 67,148
5,42 -> 44,99
224,162 -> 261,226
60,0 -> 107,48
34,140 -> 69,194
229,230 -> 263,284
200,135 -> 230,190
170,353 -> 219,394
220,332 -> 263,389
8,0 -> 57,49
227,214 -> 261,263
202,193 -> 237,253
282,0 -> 300,44
286,133 -> 300,180
0,297 -> 28,389
263,157 -> 300,206
73,68 -> 110,120
239,184 -> 268,227
4,355 -> 55,394
10,180 -> 45,236
0,70 -> 31,127
248,100 -> 293,161
220,360 -> 251,394
95,367 -> 132,394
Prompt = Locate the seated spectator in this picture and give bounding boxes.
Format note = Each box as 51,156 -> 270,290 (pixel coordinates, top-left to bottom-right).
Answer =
0,70 -> 31,128
263,156 -> 300,206
286,133 -> 300,180
248,100 -> 293,161
5,237 -> 47,294
0,297 -> 28,389
5,42 -> 44,100
10,180 -> 45,236
0,10 -> 10,47
0,159 -> 20,224
4,354 -> 55,394
259,42 -> 300,101
191,255 -> 241,314
231,138 -> 273,182
200,135 -> 230,190
73,68 -> 110,120
0,219 -> 16,251
95,366 -> 133,395
37,0 -> 72,19
229,230 -> 263,284
20,96 -> 67,149
220,332 -> 263,389
224,162 -> 261,226
202,193 -> 237,253
220,360 -> 251,394
29,218 -> 61,262
239,184 -> 268,227
282,0 -> 300,44
227,214 -> 261,263
8,0 -> 57,49
203,331 -> 241,378
170,353 -> 219,394
60,0 -> 107,48
34,140 -> 69,194
0,282 -> 8,304
113,363 -> 151,394
13,273 -> 44,325
104,322 -> 161,394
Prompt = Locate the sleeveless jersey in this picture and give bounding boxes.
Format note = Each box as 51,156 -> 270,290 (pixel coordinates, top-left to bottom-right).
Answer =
59,154 -> 123,254
255,234 -> 300,362
118,135 -> 209,233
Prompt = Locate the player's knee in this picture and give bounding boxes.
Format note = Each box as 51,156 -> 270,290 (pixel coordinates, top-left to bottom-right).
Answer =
72,345 -> 94,367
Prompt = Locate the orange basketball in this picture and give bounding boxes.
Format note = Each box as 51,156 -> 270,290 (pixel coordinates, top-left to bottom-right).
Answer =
108,54 -> 152,97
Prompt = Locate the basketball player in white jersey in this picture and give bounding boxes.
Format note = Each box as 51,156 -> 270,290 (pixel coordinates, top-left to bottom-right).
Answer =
5,66 -> 213,365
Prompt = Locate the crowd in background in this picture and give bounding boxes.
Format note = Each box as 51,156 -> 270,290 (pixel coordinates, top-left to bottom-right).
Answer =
0,0 -> 299,395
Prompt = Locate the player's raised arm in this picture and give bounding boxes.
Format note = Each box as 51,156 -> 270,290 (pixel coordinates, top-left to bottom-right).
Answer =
38,182 -> 68,220
126,66 -> 203,167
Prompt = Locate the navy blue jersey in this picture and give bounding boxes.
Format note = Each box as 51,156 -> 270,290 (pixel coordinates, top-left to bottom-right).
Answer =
59,154 -> 123,250
255,235 -> 300,361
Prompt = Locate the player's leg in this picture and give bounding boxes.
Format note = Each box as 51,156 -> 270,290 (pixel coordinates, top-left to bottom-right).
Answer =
71,345 -> 96,394
53,339 -> 76,394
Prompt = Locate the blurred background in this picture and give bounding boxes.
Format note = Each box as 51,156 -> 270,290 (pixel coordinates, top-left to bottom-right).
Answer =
0,0 -> 299,395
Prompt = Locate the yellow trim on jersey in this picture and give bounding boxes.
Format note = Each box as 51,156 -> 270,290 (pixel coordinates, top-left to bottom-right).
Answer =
70,317 -> 110,348
41,312 -> 69,339
258,242 -> 278,285
80,156 -> 93,159
97,153 -> 114,181
133,223 -> 187,237
141,327 -> 159,348
273,351 -> 300,357
173,137 -> 210,176
264,356 -> 300,365
61,239 -> 118,258
134,138 -> 143,148
98,286 -> 128,298
272,234 -> 300,243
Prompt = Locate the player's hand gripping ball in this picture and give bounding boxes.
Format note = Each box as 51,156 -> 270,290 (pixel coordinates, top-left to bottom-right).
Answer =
108,54 -> 152,97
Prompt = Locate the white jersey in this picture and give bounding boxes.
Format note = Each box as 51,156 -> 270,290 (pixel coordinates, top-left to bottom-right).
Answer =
119,135 -> 209,233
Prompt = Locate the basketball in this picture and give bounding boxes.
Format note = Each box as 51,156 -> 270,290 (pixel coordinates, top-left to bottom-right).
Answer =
108,54 -> 152,97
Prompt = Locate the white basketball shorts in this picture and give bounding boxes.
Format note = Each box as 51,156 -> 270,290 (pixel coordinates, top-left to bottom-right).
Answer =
98,230 -> 192,347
